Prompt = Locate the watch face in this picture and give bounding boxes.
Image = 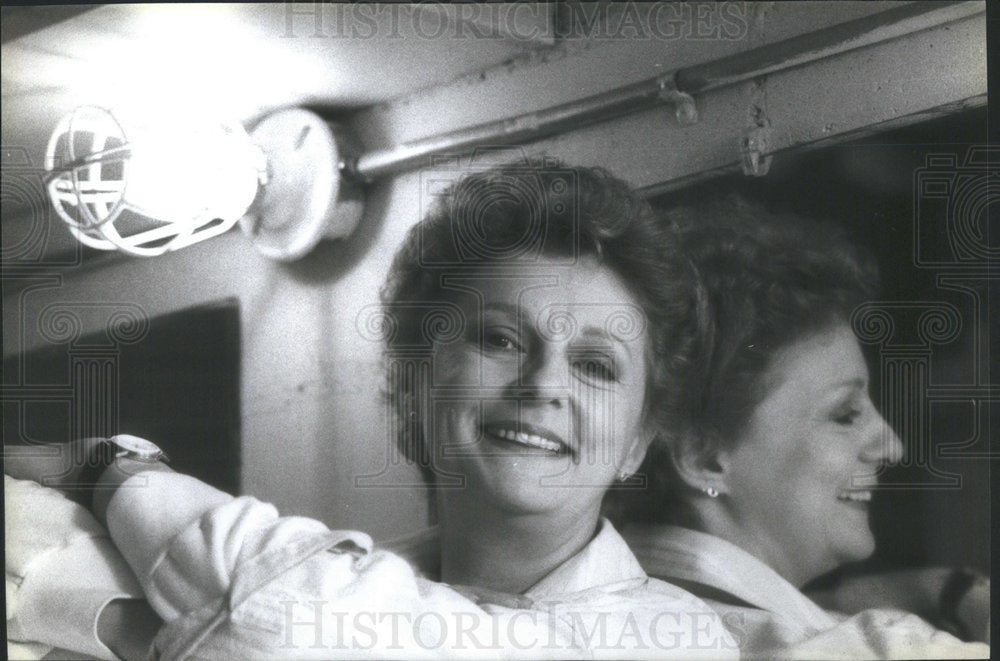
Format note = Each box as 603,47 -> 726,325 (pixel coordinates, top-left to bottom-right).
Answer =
111,434 -> 163,458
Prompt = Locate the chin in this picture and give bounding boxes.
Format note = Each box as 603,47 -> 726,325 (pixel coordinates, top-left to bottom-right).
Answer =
449,457 -> 562,511
839,529 -> 877,565
473,477 -> 567,515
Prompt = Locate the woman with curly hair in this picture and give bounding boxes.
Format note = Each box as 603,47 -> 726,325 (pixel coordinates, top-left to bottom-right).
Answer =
6,161 -> 734,660
615,196 -> 989,659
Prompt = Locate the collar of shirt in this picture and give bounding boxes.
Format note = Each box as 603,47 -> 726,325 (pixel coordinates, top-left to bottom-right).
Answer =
624,524 -> 838,630
383,517 -> 648,600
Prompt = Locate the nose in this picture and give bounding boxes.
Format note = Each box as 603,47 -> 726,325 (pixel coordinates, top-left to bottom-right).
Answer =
858,407 -> 904,465
517,348 -> 568,409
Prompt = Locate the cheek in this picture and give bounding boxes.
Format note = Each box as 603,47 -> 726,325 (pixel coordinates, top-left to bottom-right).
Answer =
578,385 -> 631,423
774,437 -> 858,529
433,345 -> 490,389
753,414 -> 839,474
614,389 -> 647,436
580,386 -> 646,461
794,435 -> 852,483
730,430 -> 817,505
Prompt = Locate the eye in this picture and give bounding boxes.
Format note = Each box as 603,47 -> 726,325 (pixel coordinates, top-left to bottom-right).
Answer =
572,353 -> 619,383
833,407 -> 862,426
483,328 -> 522,352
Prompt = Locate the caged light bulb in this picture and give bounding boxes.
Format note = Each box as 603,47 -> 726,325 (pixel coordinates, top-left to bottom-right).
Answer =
45,105 -> 264,257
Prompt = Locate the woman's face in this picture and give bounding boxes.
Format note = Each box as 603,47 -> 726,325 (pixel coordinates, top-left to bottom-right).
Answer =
426,255 -> 652,520
720,322 -> 904,586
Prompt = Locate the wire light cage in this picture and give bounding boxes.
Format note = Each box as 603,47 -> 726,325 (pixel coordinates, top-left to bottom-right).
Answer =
45,106 -> 265,257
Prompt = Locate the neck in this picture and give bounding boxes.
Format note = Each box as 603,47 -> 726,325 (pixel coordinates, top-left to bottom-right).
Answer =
691,500 -> 819,588
436,493 -> 601,594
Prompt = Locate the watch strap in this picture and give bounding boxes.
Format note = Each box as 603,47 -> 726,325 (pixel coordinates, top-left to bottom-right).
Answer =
75,436 -> 168,506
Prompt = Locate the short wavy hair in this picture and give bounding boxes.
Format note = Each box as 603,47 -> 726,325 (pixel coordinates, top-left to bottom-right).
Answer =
379,160 -> 702,484
616,195 -> 879,525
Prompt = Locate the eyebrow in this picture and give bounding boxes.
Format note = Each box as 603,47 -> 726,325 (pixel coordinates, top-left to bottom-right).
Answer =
827,378 -> 867,393
578,326 -> 633,360
481,303 -> 519,317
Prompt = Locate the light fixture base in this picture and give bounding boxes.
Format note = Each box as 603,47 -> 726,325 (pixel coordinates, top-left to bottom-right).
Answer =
240,109 -> 364,261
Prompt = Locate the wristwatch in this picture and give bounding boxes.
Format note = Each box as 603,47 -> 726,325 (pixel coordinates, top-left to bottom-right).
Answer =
77,434 -> 169,491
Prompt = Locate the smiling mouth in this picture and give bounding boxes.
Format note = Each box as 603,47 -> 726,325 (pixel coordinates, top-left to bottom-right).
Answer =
837,490 -> 872,503
482,423 -> 569,455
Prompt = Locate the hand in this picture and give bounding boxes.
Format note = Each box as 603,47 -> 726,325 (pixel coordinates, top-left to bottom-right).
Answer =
92,455 -> 173,528
4,438 -> 105,504
805,567 -> 950,617
949,573 -> 990,644
5,438 -> 172,521
806,566 -> 991,644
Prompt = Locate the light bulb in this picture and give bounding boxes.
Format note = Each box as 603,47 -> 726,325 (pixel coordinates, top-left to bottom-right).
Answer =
45,106 -> 264,256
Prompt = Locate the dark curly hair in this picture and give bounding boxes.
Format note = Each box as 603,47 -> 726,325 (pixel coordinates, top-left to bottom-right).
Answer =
614,195 -> 880,525
379,160 -> 703,485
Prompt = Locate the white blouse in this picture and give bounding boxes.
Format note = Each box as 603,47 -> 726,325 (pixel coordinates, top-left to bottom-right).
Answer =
98,471 -> 737,659
625,524 -> 989,660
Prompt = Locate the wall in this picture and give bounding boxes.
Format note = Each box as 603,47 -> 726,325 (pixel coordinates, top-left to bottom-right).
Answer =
2,3 -> 987,542
4,172 -> 435,540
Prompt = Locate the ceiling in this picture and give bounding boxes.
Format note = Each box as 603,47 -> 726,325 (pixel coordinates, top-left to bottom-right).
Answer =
1,3 -> 552,212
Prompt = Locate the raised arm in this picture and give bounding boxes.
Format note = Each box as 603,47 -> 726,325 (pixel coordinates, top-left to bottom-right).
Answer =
10,437 -> 736,659
806,567 -> 990,643
92,447 -> 735,658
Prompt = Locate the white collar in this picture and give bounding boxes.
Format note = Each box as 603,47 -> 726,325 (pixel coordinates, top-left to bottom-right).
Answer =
524,518 -> 647,598
624,524 -> 837,629
384,518 -> 647,598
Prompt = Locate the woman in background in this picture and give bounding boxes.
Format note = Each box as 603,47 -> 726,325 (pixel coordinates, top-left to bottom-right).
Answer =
6,162 -> 735,660
616,197 -> 989,659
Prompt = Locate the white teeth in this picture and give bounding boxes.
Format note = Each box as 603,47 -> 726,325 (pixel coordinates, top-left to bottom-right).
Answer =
838,491 -> 872,502
491,428 -> 563,453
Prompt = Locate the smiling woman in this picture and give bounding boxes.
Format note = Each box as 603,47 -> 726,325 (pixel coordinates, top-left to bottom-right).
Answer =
375,161 -> 703,600
615,195 -> 988,659
6,160 -> 735,660
424,260 -> 653,593
717,323 -> 903,584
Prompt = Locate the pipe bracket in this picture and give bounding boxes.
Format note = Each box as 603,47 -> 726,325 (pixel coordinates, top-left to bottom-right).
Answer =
740,121 -> 773,176
658,76 -> 698,126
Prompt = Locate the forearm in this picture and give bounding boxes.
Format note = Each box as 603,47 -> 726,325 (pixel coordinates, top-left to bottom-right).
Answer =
92,455 -> 175,527
808,566 -> 990,643
9,437 -> 253,623
809,567 -> 951,617
101,467 -> 236,620
88,462 -> 176,659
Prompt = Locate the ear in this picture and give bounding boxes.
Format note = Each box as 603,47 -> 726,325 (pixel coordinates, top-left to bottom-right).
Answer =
669,432 -> 730,497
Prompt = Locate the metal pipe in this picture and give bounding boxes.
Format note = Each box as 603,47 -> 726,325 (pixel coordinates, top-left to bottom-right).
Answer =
675,1 -> 983,93
350,1 -> 983,181
350,76 -> 681,181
